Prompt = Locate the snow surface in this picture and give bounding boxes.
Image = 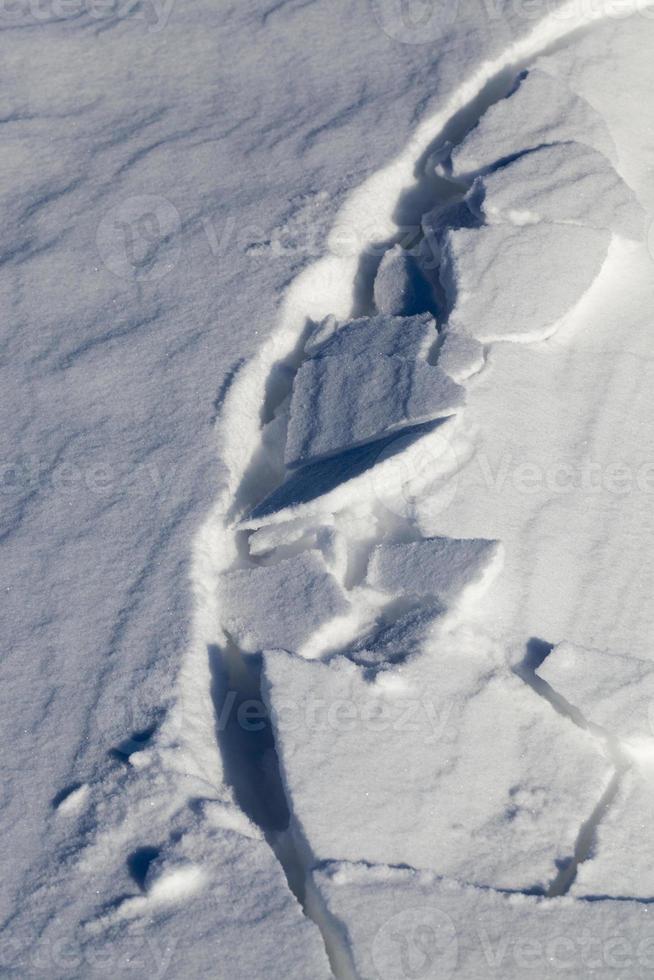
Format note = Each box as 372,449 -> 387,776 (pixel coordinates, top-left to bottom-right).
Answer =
7,0 -> 654,977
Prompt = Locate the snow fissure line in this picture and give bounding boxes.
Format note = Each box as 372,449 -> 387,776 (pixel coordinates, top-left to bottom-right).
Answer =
157,1 -> 654,969
517,640 -> 630,898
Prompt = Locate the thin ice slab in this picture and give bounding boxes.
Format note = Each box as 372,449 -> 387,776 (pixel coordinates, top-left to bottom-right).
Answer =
285,353 -> 462,468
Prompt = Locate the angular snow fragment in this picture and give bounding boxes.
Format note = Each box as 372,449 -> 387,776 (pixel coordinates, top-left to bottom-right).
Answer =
220,551 -> 350,654
340,604 -> 442,672
305,311 -> 436,361
440,223 -> 610,343
572,770 -> 654,899
372,244 -> 435,316
284,353 -> 463,468
437,330 -> 485,382
312,862 -> 652,980
472,142 -> 645,240
264,641 -> 611,891
451,68 -> 616,176
367,536 -> 502,607
537,642 -> 654,747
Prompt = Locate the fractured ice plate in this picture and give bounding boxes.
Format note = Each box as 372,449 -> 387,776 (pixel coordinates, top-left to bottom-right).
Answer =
284,352 -> 463,468
220,551 -> 350,655
263,648 -> 612,891
472,141 -> 644,240
305,311 -> 436,361
366,536 -> 502,608
451,67 -> 616,176
311,862 -> 653,980
440,222 -> 611,343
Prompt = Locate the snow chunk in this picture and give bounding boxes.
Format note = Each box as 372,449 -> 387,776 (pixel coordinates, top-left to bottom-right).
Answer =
440,223 -> 610,343
312,862 -> 652,980
264,645 -> 611,891
437,330 -> 485,382
55,783 -> 90,816
220,551 -> 350,655
373,244 -> 435,316
305,311 -> 436,361
451,68 -> 616,176
537,641 -> 654,748
285,353 -> 463,468
472,142 -> 644,240
367,536 -> 502,608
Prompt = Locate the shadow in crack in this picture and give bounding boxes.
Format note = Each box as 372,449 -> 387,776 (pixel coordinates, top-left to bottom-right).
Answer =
248,417 -> 446,521
208,638 -> 289,833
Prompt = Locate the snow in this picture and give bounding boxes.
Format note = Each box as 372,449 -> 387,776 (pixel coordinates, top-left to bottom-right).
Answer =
8,0 -> 654,973
221,551 -> 350,656
284,353 -> 463,468
472,141 -> 645,238
305,311 -> 437,362
537,641 -> 654,749
312,863 -> 654,979
441,222 -> 611,343
450,67 -> 617,177
263,626 -> 612,892
367,536 -> 503,607
437,331 -> 486,382
372,244 -> 436,316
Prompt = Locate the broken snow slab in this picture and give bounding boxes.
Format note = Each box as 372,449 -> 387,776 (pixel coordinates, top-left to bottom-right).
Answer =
305,311 -> 436,361
537,642 -> 654,750
440,223 -> 610,343
337,603 -> 443,673
263,638 -> 611,892
471,142 -> 645,240
311,862 -> 653,980
284,353 -> 462,468
372,244 -> 435,317
220,551 -> 350,655
437,330 -> 485,382
571,768 -> 654,900
366,536 -> 502,609
451,67 -> 616,177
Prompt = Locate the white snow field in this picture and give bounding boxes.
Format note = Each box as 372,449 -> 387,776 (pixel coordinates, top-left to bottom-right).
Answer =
5,1 -> 654,978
